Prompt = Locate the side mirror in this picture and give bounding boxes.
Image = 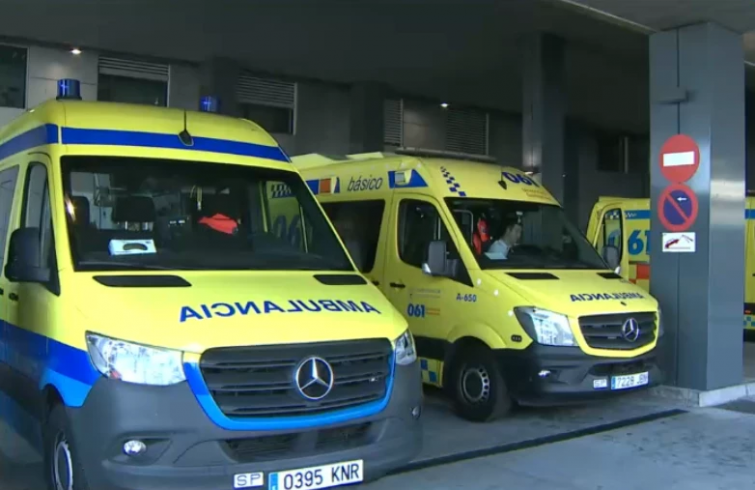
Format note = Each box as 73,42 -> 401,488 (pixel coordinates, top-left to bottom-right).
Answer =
5,227 -> 50,283
601,244 -> 620,271
422,240 -> 448,277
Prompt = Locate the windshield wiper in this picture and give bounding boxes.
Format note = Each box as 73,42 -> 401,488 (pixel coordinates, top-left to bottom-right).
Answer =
77,260 -> 181,271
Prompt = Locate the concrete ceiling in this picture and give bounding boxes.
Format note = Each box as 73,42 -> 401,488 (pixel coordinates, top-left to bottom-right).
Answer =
0,0 -> 653,131
560,0 -> 755,65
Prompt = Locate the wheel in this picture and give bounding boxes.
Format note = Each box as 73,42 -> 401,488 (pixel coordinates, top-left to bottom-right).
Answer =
450,344 -> 512,422
44,404 -> 91,490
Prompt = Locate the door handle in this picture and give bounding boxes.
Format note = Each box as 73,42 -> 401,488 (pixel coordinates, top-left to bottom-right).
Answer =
8,292 -> 18,302
371,280 -> 380,286
0,287 -> 4,296
389,282 -> 406,289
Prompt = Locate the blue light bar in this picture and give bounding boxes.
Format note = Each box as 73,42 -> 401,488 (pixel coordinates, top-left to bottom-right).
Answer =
57,79 -> 82,100
200,96 -> 219,113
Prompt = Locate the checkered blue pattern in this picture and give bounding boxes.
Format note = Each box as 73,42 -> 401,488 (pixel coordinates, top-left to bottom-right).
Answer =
271,183 -> 293,198
440,166 -> 467,197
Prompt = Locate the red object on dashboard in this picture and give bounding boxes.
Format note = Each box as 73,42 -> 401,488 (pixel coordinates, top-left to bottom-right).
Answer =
199,213 -> 238,235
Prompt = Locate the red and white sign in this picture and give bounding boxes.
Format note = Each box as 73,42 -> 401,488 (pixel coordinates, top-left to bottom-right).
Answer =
659,134 -> 700,183
662,232 -> 696,253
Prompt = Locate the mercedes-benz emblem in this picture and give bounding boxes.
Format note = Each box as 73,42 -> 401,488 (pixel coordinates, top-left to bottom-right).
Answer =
294,357 -> 334,401
621,318 -> 640,342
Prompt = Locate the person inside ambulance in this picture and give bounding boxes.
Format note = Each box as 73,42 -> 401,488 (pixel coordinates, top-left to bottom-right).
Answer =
485,216 -> 522,260
472,214 -> 491,255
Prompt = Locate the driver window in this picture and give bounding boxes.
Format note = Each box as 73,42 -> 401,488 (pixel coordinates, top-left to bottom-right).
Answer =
398,199 -> 457,268
599,208 -> 623,261
21,163 -> 54,270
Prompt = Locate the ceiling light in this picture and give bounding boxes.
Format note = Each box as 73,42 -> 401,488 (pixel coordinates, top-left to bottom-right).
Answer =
440,102 -> 449,109
71,48 -> 82,55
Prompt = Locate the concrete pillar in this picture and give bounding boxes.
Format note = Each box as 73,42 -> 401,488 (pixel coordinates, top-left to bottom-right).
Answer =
349,82 -> 385,153
649,23 -> 745,390
522,33 -> 566,206
199,58 -> 240,117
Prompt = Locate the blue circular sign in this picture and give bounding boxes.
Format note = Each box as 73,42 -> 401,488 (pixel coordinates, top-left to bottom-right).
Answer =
658,183 -> 698,232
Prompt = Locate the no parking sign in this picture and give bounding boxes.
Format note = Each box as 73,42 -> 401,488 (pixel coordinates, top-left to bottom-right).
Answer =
658,183 -> 698,232
658,134 -> 701,252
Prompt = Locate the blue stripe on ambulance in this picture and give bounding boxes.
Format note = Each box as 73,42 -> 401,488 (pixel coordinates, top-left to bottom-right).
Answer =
0,124 -> 291,163
0,124 -> 59,160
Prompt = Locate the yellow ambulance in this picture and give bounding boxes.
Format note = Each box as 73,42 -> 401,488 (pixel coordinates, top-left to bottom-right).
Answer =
587,196 -> 755,331
292,150 -> 663,422
0,80 -> 422,490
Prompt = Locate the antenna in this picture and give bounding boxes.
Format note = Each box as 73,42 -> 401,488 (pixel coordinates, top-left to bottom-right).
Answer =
178,111 -> 193,146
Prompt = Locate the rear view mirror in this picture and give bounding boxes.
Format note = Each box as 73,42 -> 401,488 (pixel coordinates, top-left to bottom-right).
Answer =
602,245 -> 620,271
5,227 -> 50,283
422,240 -> 449,277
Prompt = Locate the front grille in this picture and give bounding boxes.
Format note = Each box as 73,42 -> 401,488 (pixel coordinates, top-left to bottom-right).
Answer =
224,422 -> 374,463
578,312 -> 656,350
199,339 -> 392,418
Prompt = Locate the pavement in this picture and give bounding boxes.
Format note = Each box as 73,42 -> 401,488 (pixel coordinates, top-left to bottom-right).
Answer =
2,341 -> 755,489
366,403 -> 755,490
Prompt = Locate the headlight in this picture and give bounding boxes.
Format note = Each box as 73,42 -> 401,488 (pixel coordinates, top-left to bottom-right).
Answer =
86,333 -> 186,386
514,307 -> 577,347
394,330 -> 417,366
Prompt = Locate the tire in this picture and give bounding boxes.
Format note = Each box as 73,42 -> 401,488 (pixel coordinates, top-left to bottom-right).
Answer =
450,344 -> 512,422
44,404 -> 91,490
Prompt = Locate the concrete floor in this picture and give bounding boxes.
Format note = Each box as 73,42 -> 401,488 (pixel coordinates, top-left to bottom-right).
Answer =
367,405 -> 755,490
2,340 -> 754,489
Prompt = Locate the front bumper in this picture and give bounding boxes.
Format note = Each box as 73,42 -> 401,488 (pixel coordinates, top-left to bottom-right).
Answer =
66,361 -> 423,490
497,344 -> 662,406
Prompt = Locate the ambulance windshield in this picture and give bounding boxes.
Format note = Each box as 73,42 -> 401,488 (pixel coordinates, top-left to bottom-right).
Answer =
446,198 -> 606,270
61,156 -> 353,272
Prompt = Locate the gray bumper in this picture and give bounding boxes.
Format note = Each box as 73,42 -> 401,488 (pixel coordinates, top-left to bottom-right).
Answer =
66,361 -> 423,490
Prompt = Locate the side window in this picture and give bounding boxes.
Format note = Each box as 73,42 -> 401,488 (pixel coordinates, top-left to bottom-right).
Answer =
600,208 -> 623,261
321,200 -> 385,273
0,166 -> 19,270
21,164 -> 53,266
398,199 -> 458,268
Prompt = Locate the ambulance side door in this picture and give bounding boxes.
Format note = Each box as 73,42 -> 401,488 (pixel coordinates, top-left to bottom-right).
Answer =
382,193 -> 473,368
593,205 -> 626,277
0,162 -> 22,334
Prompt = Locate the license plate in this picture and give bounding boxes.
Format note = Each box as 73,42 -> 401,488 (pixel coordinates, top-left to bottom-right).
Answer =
268,460 -> 364,490
611,372 -> 649,390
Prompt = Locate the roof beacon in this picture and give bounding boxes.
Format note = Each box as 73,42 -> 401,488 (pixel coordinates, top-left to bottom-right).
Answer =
57,79 -> 82,101
200,96 -> 219,113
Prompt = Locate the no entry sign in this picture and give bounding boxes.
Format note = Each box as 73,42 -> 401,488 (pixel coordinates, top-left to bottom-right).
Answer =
659,134 -> 700,183
658,183 -> 698,232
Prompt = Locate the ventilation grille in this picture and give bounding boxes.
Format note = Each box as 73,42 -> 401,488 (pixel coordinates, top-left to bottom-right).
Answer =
237,73 -> 296,108
383,98 -> 403,146
98,56 -> 169,82
445,108 -> 488,156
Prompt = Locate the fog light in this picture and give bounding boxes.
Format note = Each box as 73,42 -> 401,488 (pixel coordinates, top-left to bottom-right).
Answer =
411,406 -> 421,419
123,440 -> 147,456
